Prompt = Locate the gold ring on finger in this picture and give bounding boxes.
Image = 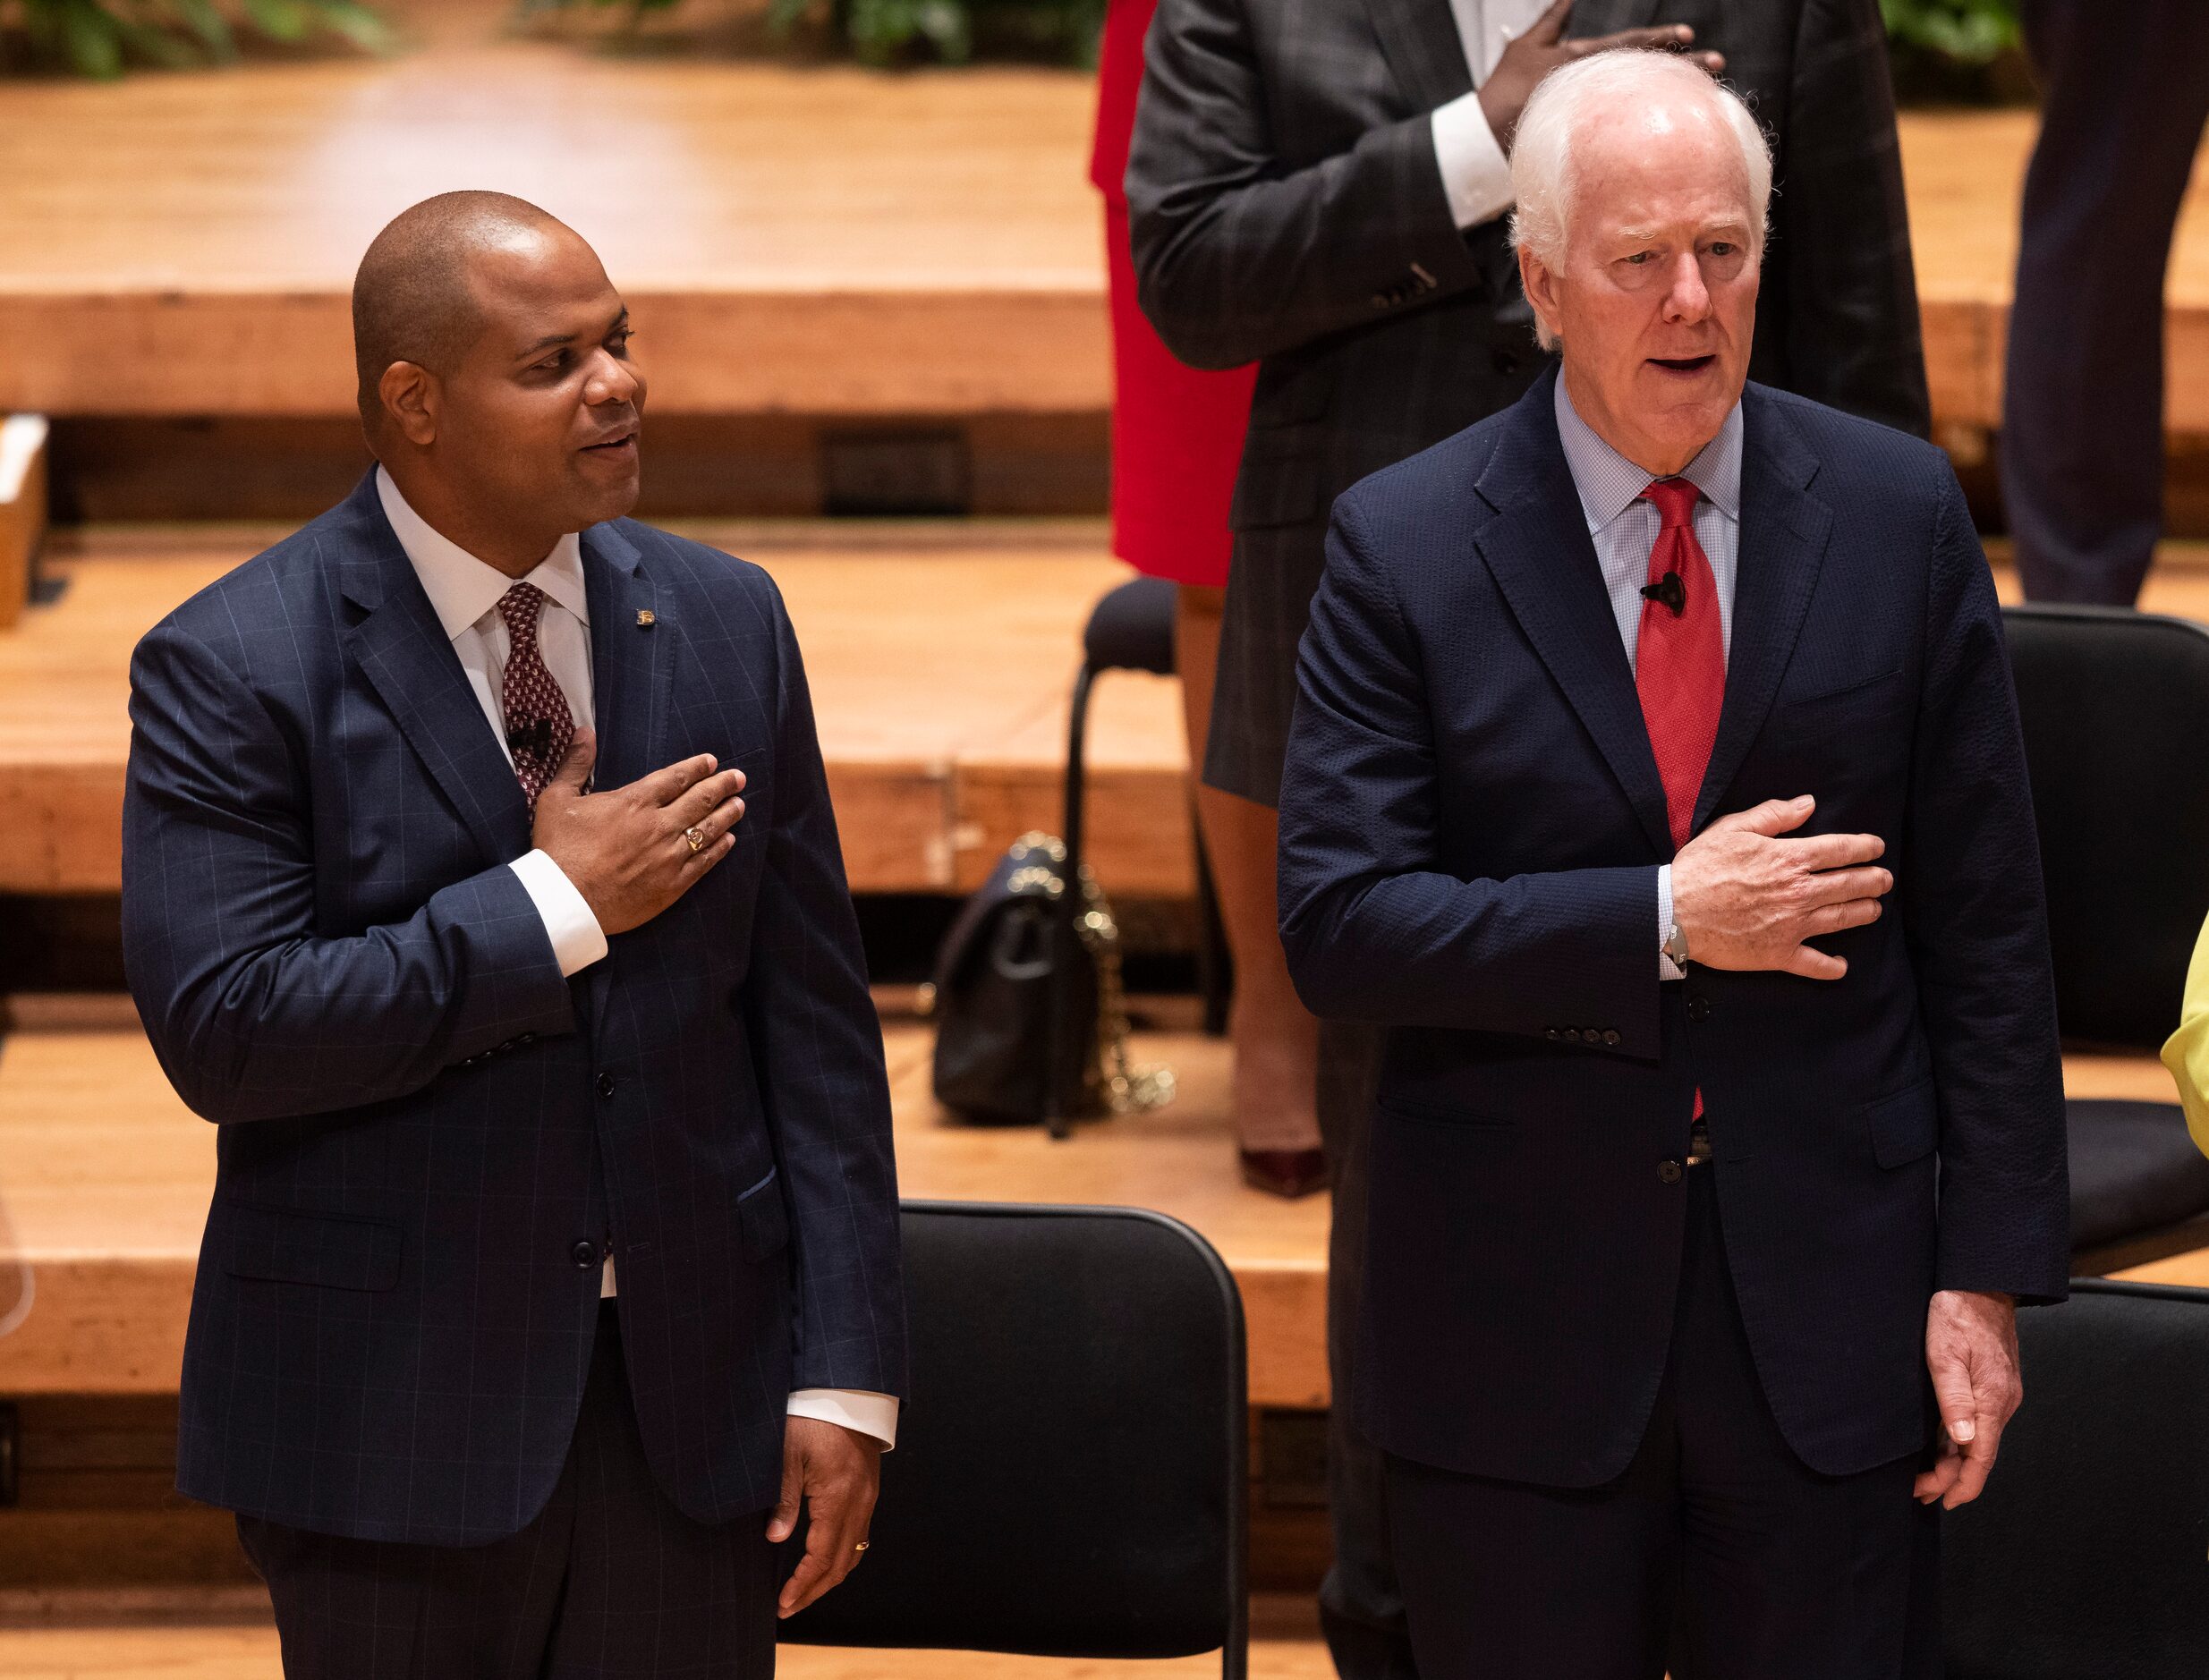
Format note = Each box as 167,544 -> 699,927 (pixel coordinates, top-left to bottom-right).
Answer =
854,1540 -> 870,1554
684,826 -> 707,854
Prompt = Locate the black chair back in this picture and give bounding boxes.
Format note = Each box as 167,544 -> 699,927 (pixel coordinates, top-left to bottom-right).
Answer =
780,1201 -> 1249,1676
1943,1280 -> 2209,1678
2004,605 -> 2209,1047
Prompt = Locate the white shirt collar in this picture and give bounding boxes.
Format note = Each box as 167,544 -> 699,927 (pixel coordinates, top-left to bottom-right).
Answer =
1552,372 -> 1744,536
375,465 -> 590,643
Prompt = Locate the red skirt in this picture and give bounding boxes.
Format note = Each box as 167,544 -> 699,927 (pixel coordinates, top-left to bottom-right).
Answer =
1094,0 -> 1255,589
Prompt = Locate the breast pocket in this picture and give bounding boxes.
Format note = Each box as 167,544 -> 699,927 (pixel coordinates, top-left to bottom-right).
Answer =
1774,666 -> 1907,744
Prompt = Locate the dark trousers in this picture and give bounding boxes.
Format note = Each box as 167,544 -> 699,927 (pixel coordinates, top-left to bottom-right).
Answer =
2003,0 -> 2209,605
237,1302 -> 781,1680
1385,1167 -> 1940,1680
1314,1019 -> 1419,1680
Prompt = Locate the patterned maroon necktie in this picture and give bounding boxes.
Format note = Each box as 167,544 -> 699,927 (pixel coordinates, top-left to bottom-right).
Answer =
495,582 -> 574,809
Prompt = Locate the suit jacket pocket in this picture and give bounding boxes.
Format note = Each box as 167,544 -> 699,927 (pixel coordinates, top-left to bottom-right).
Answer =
1776,666 -> 1905,733
738,1165 -> 792,1262
1864,1080 -> 1938,1168
222,1202 -> 403,1292
1375,1096 -> 1517,1157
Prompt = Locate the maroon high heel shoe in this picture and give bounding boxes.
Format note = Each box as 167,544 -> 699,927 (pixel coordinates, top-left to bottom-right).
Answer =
1239,1146 -> 1329,1199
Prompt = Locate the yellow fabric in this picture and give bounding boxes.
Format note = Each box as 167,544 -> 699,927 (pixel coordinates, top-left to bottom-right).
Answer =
2159,908 -> 2209,1158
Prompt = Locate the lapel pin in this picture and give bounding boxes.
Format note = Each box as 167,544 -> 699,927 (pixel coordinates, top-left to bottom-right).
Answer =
636,609 -> 656,628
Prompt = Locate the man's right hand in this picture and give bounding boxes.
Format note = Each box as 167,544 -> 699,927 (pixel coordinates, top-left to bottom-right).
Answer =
1669,795 -> 1891,980
1477,0 -> 1726,154
530,728 -> 746,937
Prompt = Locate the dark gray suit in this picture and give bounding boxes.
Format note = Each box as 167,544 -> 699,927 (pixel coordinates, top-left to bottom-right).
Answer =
1126,4 -> 1928,1672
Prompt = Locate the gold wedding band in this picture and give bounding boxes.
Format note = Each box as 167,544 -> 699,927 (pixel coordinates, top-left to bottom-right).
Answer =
684,826 -> 707,854
854,1540 -> 870,1554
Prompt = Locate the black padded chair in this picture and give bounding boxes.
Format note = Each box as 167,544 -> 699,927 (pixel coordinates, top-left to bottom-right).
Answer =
1942,1279 -> 2209,1678
2005,605 -> 2209,1270
1069,575 -> 1232,1035
779,1201 -> 1250,1677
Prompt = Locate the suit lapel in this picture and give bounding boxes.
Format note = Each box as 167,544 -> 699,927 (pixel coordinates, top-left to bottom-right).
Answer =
1692,386 -> 1833,831
336,477 -> 532,869
578,520 -> 672,1013
1365,0 -> 1472,112
1473,374 -> 1675,856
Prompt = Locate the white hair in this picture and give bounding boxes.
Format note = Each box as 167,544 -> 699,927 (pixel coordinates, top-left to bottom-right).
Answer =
1508,49 -> 1772,347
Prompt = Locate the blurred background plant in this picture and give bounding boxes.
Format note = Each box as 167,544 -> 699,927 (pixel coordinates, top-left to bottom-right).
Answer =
1,0 -> 391,77
1880,0 -> 2034,105
517,0 -> 1103,66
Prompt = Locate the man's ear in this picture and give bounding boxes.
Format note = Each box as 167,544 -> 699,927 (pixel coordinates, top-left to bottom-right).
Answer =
1518,247 -> 1564,347
378,361 -> 439,448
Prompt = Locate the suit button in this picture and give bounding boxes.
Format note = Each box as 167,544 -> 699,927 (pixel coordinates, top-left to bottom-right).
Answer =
597,1073 -> 616,1098
1562,1028 -> 1582,1043
1603,1030 -> 1621,1047
520,1033 -> 535,1045
1686,996 -> 1712,1023
1659,1160 -> 1684,1185
571,1240 -> 599,1268
1546,1029 -> 1562,1041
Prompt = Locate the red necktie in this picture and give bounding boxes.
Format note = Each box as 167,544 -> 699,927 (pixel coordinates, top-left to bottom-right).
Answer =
496,582 -> 574,809
1634,478 -> 1724,1141
1633,477 -> 1725,851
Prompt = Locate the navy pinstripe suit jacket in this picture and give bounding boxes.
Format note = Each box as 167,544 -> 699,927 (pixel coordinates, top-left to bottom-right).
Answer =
122,474 -> 905,1546
1278,369 -> 2069,1491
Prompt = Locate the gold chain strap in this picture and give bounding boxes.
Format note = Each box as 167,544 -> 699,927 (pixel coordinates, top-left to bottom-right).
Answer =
1015,832 -> 1176,1116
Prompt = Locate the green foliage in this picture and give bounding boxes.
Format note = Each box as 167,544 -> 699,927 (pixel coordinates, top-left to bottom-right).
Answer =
1879,0 -> 2019,67
523,0 -> 1103,66
6,0 -> 392,77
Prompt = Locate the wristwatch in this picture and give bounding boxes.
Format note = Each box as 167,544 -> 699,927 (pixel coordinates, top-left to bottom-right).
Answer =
1663,918 -> 1691,971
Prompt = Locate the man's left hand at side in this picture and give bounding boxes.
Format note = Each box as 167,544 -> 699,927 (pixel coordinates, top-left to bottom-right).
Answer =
1916,1289 -> 2022,1510
769,1416 -> 883,1617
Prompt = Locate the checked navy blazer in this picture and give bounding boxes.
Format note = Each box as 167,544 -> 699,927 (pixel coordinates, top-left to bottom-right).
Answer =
1278,367 -> 2070,1491
122,473 -> 905,1547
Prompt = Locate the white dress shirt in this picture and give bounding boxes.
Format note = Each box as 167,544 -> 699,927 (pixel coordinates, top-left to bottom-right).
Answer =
1548,380 -> 1745,980
375,467 -> 898,1449
1431,0 -> 1557,230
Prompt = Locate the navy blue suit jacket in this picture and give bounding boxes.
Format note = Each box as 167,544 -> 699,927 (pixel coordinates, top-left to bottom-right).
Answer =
122,475 -> 905,1546
1278,368 -> 2069,1489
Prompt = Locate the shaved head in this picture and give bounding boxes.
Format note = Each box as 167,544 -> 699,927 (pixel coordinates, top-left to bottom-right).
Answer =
353,191 -> 646,572
353,191 -> 576,437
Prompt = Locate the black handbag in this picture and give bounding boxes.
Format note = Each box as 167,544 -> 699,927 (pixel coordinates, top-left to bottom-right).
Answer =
925,831 -> 1172,1138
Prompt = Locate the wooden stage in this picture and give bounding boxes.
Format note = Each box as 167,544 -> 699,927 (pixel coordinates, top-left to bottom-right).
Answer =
0,522 -> 1194,899
1,7 -> 2207,433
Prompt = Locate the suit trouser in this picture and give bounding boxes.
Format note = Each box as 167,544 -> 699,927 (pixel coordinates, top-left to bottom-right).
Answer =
236,1302 -> 780,1680
1386,1167 -> 1941,1680
1314,1018 -> 1420,1680
2002,0 -> 2209,606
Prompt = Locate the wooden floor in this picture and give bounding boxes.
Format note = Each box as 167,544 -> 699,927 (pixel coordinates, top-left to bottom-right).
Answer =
1,0 -> 2205,428
0,1602 -> 1333,1680
0,522 -> 1194,898
0,1000 -> 1326,1407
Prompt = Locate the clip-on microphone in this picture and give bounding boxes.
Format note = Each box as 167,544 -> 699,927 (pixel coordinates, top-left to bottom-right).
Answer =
1640,571 -> 1687,617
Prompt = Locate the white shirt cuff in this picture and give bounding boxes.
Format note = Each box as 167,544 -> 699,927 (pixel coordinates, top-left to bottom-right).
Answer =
1658,863 -> 1685,981
789,1388 -> 900,1450
1431,90 -> 1515,231
509,849 -> 608,978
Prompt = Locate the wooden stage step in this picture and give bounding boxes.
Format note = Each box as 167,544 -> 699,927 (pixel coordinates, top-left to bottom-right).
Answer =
0,999 -> 2199,1412
0,1005 -> 1326,1409
1,1 -> 2205,435
0,522 -> 1194,900
9,526 -> 2209,905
